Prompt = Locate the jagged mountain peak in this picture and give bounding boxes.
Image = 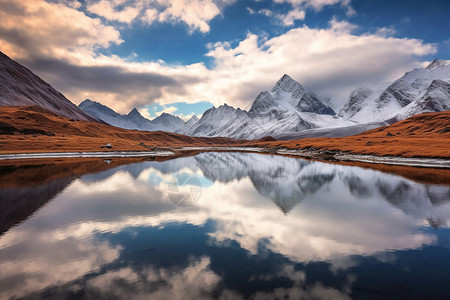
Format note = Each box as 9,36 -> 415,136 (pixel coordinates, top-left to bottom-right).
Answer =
206,104 -> 239,114
78,99 -> 118,115
184,115 -> 199,129
187,115 -> 199,122
127,108 -> 149,123
426,59 -> 450,70
79,99 -> 96,107
152,112 -> 185,130
127,107 -> 140,116
155,112 -> 183,122
271,74 -> 305,93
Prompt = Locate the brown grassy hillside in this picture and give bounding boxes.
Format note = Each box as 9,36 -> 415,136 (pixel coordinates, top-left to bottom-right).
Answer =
0,106 -> 449,159
0,106 -> 258,153
256,111 -> 450,158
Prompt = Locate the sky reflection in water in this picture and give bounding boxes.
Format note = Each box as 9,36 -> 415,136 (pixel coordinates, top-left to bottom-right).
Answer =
0,152 -> 449,299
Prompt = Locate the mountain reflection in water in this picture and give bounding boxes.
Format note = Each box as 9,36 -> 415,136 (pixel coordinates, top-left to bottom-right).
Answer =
0,152 -> 449,300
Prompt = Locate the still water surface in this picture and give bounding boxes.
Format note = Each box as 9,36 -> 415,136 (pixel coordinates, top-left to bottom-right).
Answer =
0,152 -> 450,299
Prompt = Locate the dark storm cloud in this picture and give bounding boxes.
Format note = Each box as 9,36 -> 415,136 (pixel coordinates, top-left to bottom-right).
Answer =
23,57 -> 181,94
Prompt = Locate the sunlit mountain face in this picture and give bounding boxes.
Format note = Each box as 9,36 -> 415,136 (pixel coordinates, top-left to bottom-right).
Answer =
1,153 -> 449,299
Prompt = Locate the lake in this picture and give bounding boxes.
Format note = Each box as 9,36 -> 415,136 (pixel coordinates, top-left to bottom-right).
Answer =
0,152 -> 449,299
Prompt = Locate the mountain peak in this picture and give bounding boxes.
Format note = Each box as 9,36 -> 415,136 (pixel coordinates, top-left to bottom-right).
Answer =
159,112 -> 172,118
78,99 -> 95,108
127,107 -> 141,117
272,74 -> 304,93
78,99 -> 106,110
426,59 -> 450,70
188,115 -> 199,122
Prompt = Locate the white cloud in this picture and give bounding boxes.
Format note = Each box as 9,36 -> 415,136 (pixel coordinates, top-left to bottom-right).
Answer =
328,17 -> 358,33
154,105 -> 178,117
138,107 -> 152,119
278,7 -> 306,26
274,0 -> 355,19
254,7 -> 305,26
375,26 -> 397,38
275,0 -> 351,11
85,0 -> 235,33
258,8 -> 274,17
0,0 -> 122,60
87,0 -> 141,23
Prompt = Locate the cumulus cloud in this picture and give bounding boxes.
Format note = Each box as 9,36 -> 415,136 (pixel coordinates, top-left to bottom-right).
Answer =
201,20 -> 435,108
278,8 -> 306,26
251,7 -> 305,26
0,0 -> 121,60
275,0 -> 354,15
87,0 -> 141,23
85,0 -> 235,33
154,105 -> 178,116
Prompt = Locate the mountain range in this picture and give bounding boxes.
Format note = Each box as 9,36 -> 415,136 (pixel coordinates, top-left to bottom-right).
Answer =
0,49 -> 448,139
79,99 -> 193,132
179,60 -> 449,139
79,60 -> 449,139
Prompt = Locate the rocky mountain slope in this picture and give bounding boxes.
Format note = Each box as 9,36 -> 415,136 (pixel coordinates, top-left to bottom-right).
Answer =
338,59 -> 450,123
0,51 -> 97,122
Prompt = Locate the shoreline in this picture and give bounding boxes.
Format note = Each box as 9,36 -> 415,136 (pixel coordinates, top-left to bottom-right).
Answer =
1,147 -> 449,169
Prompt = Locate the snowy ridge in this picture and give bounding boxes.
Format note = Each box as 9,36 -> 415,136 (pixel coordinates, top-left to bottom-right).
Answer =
340,59 -> 450,123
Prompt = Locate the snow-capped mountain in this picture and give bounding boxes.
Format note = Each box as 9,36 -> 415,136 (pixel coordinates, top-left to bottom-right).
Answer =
184,115 -> 199,128
127,108 -> 156,131
180,61 -> 449,140
79,99 -> 139,130
339,59 -> 450,123
150,112 -> 185,132
249,74 -> 335,117
179,74 -> 352,139
80,61 -> 449,139
0,51 -> 97,122
180,104 -> 251,138
79,99 -> 185,132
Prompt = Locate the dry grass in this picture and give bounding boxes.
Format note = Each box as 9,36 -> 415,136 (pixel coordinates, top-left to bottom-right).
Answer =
253,111 -> 450,158
1,106 -> 449,160
0,106 -> 261,153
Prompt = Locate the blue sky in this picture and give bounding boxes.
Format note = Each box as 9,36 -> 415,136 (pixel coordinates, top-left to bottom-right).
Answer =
1,0 -> 448,119
101,0 -> 450,65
